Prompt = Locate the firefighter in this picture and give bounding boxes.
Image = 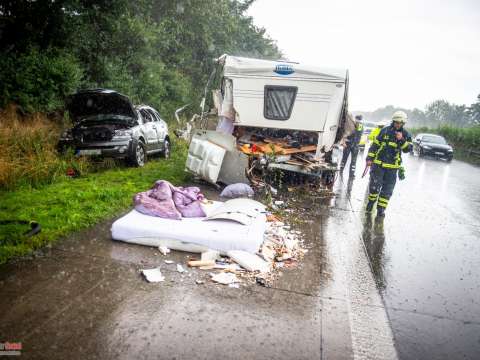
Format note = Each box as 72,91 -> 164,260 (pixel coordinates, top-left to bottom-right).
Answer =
340,114 -> 364,177
365,111 -> 412,218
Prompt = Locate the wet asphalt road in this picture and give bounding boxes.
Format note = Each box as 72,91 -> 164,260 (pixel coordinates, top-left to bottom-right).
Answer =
0,153 -> 479,359
340,151 -> 480,359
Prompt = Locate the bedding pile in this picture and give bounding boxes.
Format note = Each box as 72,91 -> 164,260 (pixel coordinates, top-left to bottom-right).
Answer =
134,180 -> 206,219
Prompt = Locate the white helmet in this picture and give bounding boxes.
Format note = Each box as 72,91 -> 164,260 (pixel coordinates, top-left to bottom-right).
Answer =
392,110 -> 408,124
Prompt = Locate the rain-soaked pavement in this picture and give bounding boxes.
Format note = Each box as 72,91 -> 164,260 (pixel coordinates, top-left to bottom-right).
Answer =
340,152 -> 480,360
0,153 -> 479,359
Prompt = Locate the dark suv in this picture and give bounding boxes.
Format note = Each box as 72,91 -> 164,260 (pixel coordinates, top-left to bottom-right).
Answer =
58,89 -> 170,166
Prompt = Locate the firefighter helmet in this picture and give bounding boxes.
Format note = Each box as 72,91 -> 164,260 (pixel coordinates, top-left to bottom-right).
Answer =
392,111 -> 408,124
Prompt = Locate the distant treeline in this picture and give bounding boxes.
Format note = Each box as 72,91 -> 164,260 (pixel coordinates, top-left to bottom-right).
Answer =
356,97 -> 480,128
0,0 -> 281,119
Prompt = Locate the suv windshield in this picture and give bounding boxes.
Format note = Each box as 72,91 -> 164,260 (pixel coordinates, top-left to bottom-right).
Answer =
422,135 -> 447,144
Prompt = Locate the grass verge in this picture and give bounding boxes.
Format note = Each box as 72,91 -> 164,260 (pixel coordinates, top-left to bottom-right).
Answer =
0,104 -> 93,190
0,141 -> 190,264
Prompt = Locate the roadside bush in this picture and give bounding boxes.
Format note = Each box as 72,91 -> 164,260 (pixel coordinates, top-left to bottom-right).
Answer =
436,125 -> 480,150
0,48 -> 83,113
0,105 -> 90,190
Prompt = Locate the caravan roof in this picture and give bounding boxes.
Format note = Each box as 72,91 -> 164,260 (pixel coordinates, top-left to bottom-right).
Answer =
222,55 -> 347,82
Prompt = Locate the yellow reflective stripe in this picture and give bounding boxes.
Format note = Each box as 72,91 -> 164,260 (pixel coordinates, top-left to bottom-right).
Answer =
373,139 -> 381,145
395,151 -> 402,166
378,202 -> 388,208
382,163 -> 400,169
378,197 -> 389,203
401,141 -> 411,150
368,152 -> 376,157
374,143 -> 385,163
388,142 -> 397,148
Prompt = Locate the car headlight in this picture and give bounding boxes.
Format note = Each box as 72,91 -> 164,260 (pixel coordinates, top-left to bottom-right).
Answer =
114,129 -> 133,137
422,145 -> 431,150
448,148 -> 453,152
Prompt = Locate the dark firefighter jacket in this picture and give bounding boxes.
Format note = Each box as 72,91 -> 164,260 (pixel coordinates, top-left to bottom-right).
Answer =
367,124 -> 412,169
345,123 -> 364,149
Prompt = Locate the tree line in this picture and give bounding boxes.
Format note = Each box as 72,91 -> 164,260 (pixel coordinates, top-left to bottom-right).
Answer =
0,0 -> 281,118
357,96 -> 480,128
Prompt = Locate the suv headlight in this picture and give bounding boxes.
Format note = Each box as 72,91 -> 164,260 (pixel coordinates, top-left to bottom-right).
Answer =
422,145 -> 431,150
114,129 -> 133,138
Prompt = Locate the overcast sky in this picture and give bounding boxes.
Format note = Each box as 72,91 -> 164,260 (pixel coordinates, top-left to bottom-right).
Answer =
247,0 -> 480,111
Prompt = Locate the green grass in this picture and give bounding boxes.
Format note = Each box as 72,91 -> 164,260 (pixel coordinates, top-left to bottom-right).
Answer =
449,148 -> 480,166
0,141 -> 190,264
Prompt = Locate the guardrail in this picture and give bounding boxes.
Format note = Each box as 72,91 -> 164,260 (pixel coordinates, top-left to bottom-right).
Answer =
465,149 -> 480,157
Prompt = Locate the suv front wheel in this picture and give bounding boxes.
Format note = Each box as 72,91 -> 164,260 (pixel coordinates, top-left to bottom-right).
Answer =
162,139 -> 171,159
129,140 -> 146,167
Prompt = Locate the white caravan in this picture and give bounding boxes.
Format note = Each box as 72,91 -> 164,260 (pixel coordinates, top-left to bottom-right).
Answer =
185,55 -> 350,185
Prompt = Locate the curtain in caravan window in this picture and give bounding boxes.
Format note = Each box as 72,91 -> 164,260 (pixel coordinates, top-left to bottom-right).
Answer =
264,85 -> 298,120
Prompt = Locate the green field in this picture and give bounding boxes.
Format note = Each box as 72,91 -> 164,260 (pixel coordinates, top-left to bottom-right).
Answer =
0,143 -> 190,264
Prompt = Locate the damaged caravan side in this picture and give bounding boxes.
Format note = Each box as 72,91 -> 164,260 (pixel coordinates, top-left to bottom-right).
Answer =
185,55 -> 350,185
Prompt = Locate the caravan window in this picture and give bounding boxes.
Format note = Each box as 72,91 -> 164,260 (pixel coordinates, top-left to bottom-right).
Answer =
264,85 -> 298,120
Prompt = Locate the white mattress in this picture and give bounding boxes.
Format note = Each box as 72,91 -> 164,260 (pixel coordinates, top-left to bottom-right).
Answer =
111,202 -> 266,254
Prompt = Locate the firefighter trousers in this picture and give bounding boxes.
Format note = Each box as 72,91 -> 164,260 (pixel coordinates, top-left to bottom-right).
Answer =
341,145 -> 359,174
366,165 -> 397,212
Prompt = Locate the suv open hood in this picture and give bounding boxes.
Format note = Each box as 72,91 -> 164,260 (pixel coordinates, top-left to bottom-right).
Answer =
67,89 -> 137,125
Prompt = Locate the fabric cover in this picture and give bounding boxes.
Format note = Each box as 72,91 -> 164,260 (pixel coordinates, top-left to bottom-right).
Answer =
134,180 -> 205,219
